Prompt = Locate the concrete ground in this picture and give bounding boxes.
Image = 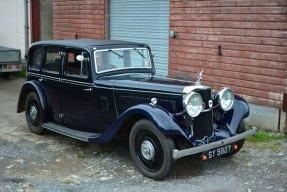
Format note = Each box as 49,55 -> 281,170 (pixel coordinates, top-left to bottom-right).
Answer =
0,77 -> 286,192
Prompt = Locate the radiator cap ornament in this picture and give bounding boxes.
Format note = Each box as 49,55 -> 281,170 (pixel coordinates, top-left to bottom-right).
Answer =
196,69 -> 203,85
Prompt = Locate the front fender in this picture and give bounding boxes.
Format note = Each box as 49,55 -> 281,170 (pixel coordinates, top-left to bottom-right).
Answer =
89,104 -> 189,144
218,96 -> 249,135
17,81 -> 50,122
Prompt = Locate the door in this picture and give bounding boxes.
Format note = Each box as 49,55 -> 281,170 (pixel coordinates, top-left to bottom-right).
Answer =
41,46 -> 63,124
31,0 -> 40,42
61,48 -> 96,132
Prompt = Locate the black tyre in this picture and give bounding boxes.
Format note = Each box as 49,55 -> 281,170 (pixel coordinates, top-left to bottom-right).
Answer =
223,120 -> 246,157
25,92 -> 45,134
2,72 -> 10,79
129,119 -> 175,180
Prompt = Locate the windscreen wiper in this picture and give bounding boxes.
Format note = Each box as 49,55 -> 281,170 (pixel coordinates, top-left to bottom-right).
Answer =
134,48 -> 146,59
108,49 -> 123,58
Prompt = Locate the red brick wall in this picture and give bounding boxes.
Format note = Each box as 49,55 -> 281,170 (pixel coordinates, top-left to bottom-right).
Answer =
169,0 -> 287,108
53,0 -> 105,40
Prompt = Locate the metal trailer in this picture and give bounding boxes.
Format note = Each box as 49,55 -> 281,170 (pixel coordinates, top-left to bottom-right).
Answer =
0,46 -> 21,76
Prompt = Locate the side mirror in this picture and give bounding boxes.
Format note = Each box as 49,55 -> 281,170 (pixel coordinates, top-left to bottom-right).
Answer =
76,55 -> 85,62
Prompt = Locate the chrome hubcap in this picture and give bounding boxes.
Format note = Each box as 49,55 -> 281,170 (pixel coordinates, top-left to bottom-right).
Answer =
141,140 -> 155,160
29,105 -> 38,121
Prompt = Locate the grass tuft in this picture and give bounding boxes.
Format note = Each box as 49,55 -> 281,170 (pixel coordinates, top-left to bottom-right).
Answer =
13,70 -> 27,78
246,129 -> 286,142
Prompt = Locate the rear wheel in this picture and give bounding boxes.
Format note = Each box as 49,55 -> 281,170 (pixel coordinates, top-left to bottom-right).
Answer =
223,120 -> 246,157
129,119 -> 175,180
25,92 -> 45,134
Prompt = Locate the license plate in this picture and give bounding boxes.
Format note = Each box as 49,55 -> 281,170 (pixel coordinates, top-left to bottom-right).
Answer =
207,145 -> 232,159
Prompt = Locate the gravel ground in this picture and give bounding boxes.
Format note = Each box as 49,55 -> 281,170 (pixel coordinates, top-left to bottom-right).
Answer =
0,77 -> 286,192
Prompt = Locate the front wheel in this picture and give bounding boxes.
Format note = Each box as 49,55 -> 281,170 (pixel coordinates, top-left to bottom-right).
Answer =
25,92 -> 45,134
129,119 -> 175,180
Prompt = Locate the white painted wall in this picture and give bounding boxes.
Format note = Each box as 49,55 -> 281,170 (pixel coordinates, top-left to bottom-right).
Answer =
0,0 -> 30,59
245,103 -> 286,132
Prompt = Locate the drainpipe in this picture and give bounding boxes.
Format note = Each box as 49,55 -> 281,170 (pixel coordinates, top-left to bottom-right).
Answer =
278,109 -> 282,133
24,0 -> 29,58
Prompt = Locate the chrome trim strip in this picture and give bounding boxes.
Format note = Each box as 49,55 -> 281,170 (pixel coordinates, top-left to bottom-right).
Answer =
94,85 -> 182,96
183,85 -> 211,94
62,79 -> 93,87
152,75 -> 194,84
28,72 -> 93,87
41,75 -> 60,82
27,72 -> 41,77
201,108 -> 212,113
28,72 -> 181,95
172,127 -> 257,160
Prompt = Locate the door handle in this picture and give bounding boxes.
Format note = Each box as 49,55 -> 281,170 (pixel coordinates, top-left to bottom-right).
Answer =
83,88 -> 92,92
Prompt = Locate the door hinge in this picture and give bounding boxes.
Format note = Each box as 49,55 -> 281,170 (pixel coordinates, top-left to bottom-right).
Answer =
58,114 -> 64,119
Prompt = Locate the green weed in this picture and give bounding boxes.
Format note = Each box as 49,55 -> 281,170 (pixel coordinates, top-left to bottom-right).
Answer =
13,70 -> 26,78
246,130 -> 286,142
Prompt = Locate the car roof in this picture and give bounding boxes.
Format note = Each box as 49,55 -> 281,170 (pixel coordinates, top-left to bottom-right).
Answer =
31,39 -> 146,49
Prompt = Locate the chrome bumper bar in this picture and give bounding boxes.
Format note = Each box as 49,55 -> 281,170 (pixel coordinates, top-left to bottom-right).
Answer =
173,127 -> 257,160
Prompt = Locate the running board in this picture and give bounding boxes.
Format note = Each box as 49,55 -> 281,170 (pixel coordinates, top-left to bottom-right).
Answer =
42,122 -> 100,142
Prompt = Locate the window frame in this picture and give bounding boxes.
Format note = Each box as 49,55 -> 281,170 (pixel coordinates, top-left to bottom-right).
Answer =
42,46 -> 63,75
94,47 -> 152,74
28,46 -> 43,71
63,48 -> 90,79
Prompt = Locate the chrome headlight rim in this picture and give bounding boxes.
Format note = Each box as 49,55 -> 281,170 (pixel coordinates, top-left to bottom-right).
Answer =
217,87 -> 234,111
183,91 -> 204,118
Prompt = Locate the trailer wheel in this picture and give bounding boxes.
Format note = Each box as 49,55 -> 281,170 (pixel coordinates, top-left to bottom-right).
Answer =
2,72 -> 10,79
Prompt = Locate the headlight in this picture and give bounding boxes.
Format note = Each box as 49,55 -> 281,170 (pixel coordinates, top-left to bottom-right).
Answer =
217,88 -> 234,111
183,92 -> 204,117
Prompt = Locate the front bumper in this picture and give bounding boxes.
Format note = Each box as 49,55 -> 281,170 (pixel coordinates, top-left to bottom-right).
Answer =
173,127 -> 256,160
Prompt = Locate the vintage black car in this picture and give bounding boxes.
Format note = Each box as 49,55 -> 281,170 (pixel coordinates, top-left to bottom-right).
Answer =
17,39 -> 256,180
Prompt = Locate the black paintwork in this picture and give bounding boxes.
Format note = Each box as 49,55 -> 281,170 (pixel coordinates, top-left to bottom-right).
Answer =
17,39 -> 249,146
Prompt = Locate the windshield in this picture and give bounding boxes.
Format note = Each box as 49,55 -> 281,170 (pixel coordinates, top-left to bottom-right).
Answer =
94,48 -> 152,73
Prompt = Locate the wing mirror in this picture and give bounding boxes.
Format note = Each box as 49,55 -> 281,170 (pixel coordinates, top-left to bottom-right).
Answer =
76,55 -> 85,62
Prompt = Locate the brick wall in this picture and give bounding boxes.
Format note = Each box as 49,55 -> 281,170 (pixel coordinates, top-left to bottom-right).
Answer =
53,0 -> 105,40
169,0 -> 287,109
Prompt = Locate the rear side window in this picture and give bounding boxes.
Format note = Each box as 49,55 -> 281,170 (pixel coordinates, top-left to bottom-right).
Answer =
65,48 -> 89,78
43,46 -> 62,73
29,47 -> 42,71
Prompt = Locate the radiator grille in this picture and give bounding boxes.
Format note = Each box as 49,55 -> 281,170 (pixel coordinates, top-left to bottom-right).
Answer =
193,89 -> 213,140
197,89 -> 212,110
193,111 -> 213,140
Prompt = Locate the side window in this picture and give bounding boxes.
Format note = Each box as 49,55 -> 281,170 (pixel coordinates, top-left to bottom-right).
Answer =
43,46 -> 62,73
65,48 -> 89,78
29,47 -> 42,71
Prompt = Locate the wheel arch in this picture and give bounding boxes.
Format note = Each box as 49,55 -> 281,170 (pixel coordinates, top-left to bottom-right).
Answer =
90,104 -> 190,144
17,81 -> 51,122
219,95 -> 250,135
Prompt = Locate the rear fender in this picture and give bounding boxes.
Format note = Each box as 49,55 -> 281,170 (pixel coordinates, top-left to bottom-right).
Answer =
17,81 -> 51,122
89,104 -> 190,144
218,96 -> 249,135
